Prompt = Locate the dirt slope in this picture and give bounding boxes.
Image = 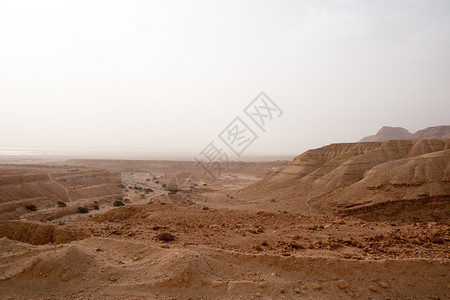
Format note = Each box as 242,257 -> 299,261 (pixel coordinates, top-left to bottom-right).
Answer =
0,165 -> 122,220
0,201 -> 448,299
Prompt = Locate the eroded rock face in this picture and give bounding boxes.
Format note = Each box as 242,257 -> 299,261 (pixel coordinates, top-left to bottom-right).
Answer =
0,165 -> 122,220
242,139 -> 450,222
0,220 -> 90,245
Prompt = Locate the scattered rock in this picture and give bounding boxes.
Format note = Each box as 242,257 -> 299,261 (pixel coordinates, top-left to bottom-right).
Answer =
333,219 -> 345,225
336,280 -> 348,289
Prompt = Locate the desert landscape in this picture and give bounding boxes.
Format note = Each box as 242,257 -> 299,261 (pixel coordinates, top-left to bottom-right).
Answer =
0,126 -> 448,299
2,1 -> 450,298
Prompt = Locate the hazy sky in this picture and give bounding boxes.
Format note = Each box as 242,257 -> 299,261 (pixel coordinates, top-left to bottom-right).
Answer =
1,0 -> 449,157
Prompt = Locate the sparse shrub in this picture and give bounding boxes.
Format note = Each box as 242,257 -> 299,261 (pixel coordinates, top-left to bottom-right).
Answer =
162,184 -> 167,188
26,204 -> 37,211
78,207 -> 89,213
118,184 -> 126,189
155,232 -> 175,242
113,200 -> 125,207
93,205 -> 99,210
57,201 -> 66,207
202,183 -> 207,186
167,189 -> 179,195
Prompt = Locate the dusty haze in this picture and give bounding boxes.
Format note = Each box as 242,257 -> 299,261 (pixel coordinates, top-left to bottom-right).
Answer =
1,0 -> 450,158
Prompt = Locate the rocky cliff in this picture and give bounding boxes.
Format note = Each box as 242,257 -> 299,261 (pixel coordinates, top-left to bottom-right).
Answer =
241,139 -> 450,222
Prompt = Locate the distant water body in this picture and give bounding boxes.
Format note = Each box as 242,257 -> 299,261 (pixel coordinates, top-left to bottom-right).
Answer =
0,148 -> 42,156
0,147 -> 295,161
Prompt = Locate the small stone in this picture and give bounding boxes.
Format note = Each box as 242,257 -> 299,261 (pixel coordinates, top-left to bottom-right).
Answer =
314,284 -> 322,290
380,282 -> 388,288
427,222 -> 437,228
160,243 -> 169,249
369,285 -> 377,292
280,288 -> 285,294
109,274 -> 116,282
294,288 -> 301,293
336,280 -> 348,289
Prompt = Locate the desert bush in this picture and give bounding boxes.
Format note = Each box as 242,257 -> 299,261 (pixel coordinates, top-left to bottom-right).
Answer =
113,200 -> 125,207
155,232 -> 175,242
78,207 -> 89,213
93,205 -> 99,210
26,204 -> 37,211
57,201 -> 67,207
118,184 -> 126,189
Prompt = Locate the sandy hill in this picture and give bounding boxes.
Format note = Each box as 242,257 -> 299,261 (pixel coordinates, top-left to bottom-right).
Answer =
239,139 -> 450,222
0,165 -> 122,220
360,125 -> 450,142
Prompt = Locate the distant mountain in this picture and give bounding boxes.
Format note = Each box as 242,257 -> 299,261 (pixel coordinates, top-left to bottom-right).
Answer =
360,126 -> 412,142
360,125 -> 450,142
413,126 -> 450,140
